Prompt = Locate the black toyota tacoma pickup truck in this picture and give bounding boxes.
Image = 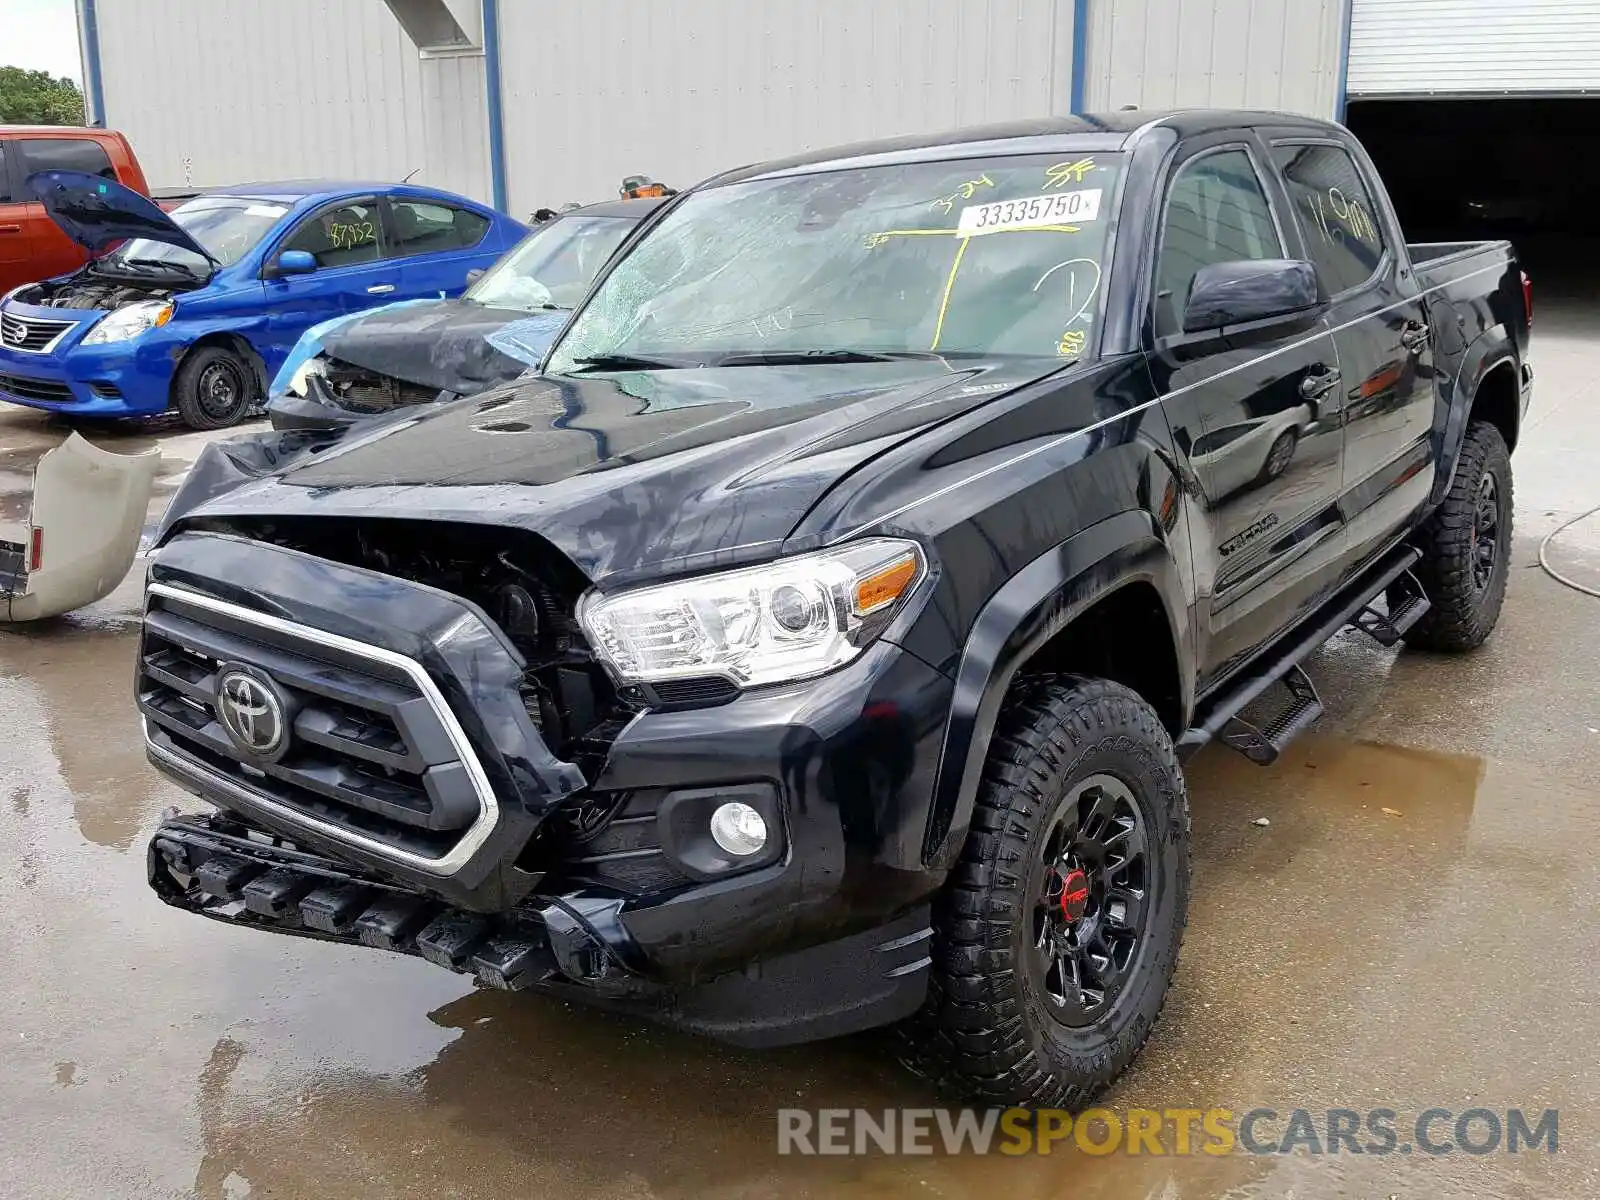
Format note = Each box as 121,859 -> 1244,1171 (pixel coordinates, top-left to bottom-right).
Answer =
139,110 -> 1531,1107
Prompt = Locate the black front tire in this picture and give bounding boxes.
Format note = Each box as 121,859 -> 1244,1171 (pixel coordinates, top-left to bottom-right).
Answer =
173,346 -> 256,430
900,675 -> 1190,1108
1403,420 -> 1513,652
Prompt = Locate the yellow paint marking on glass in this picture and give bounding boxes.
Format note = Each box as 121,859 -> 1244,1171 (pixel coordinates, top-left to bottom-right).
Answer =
864,228 -> 957,248
865,224 -> 1080,249
983,224 -> 1084,237
932,173 -> 996,214
1057,328 -> 1087,357
1044,159 -> 1096,188
930,237 -> 970,351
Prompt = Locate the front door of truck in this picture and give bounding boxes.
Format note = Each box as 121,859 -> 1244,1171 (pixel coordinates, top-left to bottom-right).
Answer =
1145,136 -> 1348,689
1267,138 -> 1437,571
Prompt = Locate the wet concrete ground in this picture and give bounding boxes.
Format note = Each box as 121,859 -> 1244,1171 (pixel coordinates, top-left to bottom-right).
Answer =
1,302 -> 1597,1199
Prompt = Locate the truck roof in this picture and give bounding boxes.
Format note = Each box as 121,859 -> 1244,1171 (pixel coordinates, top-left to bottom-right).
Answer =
723,108 -> 1343,184
0,124 -> 130,137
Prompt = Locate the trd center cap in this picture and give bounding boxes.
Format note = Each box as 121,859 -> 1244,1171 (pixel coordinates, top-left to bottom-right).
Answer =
1059,868 -> 1090,923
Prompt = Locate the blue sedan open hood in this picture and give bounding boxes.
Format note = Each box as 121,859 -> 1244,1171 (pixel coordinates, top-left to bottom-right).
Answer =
26,169 -> 217,262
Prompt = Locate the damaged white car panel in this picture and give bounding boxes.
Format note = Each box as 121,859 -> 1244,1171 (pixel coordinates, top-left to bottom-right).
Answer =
0,433 -> 161,621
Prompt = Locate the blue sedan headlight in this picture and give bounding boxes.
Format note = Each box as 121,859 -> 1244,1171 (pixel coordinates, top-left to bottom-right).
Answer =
82,301 -> 173,345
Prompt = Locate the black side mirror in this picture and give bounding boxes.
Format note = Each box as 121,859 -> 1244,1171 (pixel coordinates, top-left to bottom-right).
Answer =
1182,259 -> 1324,340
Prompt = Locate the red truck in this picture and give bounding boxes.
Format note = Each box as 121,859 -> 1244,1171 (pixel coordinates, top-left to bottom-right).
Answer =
0,126 -> 154,296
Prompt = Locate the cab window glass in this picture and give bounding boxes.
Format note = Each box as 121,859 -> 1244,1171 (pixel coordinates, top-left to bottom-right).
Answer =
19,137 -> 114,179
1154,148 -> 1281,338
0,145 -> 12,203
1273,143 -> 1386,294
282,200 -> 382,268
389,199 -> 490,256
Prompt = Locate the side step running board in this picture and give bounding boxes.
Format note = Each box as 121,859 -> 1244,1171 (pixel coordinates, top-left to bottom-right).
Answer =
1218,664 -> 1324,765
1350,569 -> 1430,647
1178,544 -> 1423,764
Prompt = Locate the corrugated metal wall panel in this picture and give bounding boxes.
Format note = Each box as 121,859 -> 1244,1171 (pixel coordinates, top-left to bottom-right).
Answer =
94,0 -> 489,201
1084,0 -> 1343,117
496,0 -> 1074,213
1349,0 -> 1600,95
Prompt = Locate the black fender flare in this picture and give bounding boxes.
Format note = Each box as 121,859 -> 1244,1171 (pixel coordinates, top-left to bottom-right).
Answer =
919,509 -> 1192,869
1433,325 -> 1516,506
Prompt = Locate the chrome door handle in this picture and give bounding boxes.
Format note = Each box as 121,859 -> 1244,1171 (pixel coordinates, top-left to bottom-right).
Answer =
1300,367 -> 1341,401
367,284 -> 395,294
1400,321 -> 1430,353
0,224 -> 21,233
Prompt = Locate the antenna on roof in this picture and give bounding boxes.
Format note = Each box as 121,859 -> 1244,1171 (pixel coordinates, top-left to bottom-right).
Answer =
401,167 -> 422,183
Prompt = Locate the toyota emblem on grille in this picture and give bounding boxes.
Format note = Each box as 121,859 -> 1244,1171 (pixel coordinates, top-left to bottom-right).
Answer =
215,667 -> 289,758
10,323 -> 27,343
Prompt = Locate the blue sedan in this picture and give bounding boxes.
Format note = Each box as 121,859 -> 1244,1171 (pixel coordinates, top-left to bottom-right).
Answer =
0,172 -> 525,428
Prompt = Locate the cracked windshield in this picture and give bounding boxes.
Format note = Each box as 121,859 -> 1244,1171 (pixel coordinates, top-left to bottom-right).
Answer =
546,153 -> 1125,372
466,214 -> 639,311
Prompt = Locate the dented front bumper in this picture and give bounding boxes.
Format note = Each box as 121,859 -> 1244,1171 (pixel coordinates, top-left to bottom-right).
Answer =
149,809 -> 933,1048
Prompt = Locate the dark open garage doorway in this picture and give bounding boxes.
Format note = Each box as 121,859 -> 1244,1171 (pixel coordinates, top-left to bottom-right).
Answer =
1346,97 -> 1600,285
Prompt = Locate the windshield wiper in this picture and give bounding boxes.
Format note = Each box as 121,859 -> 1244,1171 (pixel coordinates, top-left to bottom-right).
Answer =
568,352 -> 693,372
711,348 -> 938,367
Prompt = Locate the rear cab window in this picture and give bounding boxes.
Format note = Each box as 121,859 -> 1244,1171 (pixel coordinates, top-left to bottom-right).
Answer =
0,144 -> 13,203
547,152 -> 1127,371
18,137 -> 115,180
1271,143 -> 1387,295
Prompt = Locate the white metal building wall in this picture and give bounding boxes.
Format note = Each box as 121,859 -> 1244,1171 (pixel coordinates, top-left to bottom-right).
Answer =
1348,0 -> 1600,96
94,0 -> 491,200
496,0 -> 1080,210
1083,0 -> 1345,115
90,0 -> 1349,217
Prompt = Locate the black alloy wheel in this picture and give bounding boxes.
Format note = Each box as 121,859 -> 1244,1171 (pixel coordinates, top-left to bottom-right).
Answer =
1029,774 -> 1149,1026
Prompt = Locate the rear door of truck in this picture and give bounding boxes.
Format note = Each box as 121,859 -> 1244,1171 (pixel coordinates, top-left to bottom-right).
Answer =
1262,132 -> 1437,568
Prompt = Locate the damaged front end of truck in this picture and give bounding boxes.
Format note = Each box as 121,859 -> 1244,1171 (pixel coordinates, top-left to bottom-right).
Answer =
137,366 -> 962,1042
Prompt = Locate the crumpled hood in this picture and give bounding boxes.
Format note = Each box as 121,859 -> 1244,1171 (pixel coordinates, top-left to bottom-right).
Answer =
320,299 -> 564,395
27,169 -> 214,260
163,358 -> 1073,583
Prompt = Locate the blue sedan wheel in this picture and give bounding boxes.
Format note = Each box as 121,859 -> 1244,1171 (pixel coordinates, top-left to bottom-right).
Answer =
174,346 -> 255,430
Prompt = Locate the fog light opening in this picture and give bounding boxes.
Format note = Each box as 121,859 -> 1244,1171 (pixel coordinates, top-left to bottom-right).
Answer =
709,801 -> 768,857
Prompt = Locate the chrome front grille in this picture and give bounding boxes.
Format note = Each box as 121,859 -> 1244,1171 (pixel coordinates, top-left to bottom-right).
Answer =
137,584 -> 498,872
1,312 -> 76,352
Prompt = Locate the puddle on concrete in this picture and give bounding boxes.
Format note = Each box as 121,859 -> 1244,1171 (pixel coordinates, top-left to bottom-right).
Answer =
4,689 -> 1590,1199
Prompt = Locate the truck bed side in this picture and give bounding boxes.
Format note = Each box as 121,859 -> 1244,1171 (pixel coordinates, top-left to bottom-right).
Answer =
1410,238 -> 1530,501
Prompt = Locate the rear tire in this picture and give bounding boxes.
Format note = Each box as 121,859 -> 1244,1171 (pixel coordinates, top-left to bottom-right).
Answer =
174,346 -> 256,430
1403,420 -> 1513,652
899,675 -> 1190,1108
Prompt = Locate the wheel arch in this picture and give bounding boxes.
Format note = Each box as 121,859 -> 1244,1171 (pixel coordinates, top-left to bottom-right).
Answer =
920,509 -> 1193,870
1434,327 -> 1520,506
168,332 -> 269,410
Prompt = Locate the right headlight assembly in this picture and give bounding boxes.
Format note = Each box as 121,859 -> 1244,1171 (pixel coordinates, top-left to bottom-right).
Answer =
577,538 -> 926,690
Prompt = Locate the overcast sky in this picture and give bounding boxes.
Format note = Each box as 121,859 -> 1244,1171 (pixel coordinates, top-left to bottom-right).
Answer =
5,0 -> 82,82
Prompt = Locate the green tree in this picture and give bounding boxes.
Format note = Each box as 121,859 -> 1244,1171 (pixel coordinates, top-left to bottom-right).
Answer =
0,66 -> 86,125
